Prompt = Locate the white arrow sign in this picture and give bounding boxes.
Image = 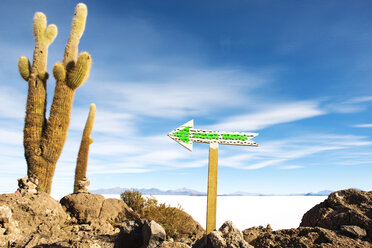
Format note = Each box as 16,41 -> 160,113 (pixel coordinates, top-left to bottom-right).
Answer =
168,120 -> 259,151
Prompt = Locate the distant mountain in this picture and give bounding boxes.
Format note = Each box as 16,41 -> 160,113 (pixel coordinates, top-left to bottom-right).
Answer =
91,187 -> 206,196
303,190 -> 333,196
91,187 -> 333,196
227,191 -> 267,196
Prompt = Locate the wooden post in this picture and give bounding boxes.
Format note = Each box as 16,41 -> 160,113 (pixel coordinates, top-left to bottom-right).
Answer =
206,142 -> 218,234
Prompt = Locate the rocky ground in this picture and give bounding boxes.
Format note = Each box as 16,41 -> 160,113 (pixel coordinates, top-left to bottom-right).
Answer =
0,185 -> 371,247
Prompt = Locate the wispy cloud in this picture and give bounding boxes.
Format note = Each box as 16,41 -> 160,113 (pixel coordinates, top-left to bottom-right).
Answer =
85,67 -> 270,120
206,101 -> 324,131
70,107 -> 136,136
353,124 -> 372,128
279,165 -> 303,170
325,96 -> 372,114
240,159 -> 285,170
348,96 -> 372,103
219,134 -> 372,170
0,86 -> 27,120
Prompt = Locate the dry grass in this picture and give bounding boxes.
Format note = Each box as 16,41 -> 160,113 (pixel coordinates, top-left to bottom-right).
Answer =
120,189 -> 197,240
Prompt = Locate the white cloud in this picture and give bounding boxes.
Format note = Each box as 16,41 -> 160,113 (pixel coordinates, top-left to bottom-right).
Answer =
206,101 -> 324,131
280,165 -> 303,170
353,124 -> 372,128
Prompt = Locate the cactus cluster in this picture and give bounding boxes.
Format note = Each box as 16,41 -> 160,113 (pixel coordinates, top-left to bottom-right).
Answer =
18,3 -> 92,194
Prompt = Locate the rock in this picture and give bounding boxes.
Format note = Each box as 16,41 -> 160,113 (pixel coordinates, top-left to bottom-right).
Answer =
76,177 -> 91,193
300,189 -> 372,239
242,224 -> 272,243
166,206 -> 204,245
0,205 -> 19,237
0,192 -> 68,247
209,230 -> 227,247
99,198 -> 140,224
115,220 -> 144,248
0,192 -> 68,236
5,221 -> 20,235
143,220 -> 167,248
341,225 -> 367,238
194,220 -> 253,248
215,220 -> 253,248
115,219 -> 167,248
61,193 -> 139,225
60,193 -> 105,223
0,192 -> 135,247
250,226 -> 372,248
17,175 -> 38,194
160,241 -> 191,248
0,205 -> 12,223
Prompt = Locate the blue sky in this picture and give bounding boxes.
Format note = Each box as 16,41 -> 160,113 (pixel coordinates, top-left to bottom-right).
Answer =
1,0 -> 372,195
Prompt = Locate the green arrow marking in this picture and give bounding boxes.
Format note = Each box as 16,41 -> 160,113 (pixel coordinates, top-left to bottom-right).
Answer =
222,134 -> 247,141
173,126 -> 190,143
193,132 -> 219,140
168,120 -> 258,151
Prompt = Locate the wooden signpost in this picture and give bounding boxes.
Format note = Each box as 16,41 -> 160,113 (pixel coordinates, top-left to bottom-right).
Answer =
168,120 -> 259,234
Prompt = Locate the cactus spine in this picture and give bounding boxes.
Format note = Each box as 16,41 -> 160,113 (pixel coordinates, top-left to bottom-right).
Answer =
18,3 -> 92,194
74,104 -> 96,193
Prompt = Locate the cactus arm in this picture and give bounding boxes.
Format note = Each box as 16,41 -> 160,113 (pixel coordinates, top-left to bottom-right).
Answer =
23,12 -> 57,179
53,62 -> 66,81
18,56 -> 31,81
63,3 -> 87,67
31,12 -> 57,73
66,51 -> 92,90
74,104 -> 96,193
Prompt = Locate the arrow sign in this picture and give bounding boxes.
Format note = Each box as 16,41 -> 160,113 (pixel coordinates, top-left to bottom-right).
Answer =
168,120 -> 258,151
168,120 -> 259,235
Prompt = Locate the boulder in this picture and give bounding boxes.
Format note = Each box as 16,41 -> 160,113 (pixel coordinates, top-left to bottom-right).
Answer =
115,219 -> 166,248
300,189 -> 372,239
99,198 -> 140,224
115,220 -> 144,248
61,193 -> 139,225
143,220 -> 167,247
250,226 -> 372,248
60,193 -> 105,223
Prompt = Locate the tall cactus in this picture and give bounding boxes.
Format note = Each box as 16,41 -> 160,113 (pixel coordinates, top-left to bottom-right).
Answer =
74,103 -> 96,193
18,3 -> 92,194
